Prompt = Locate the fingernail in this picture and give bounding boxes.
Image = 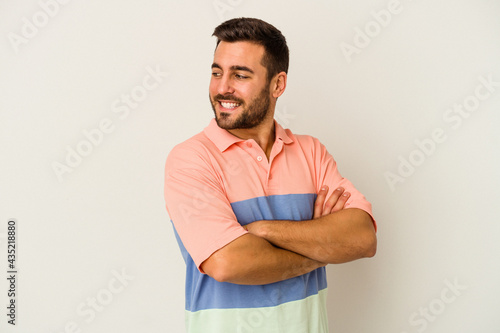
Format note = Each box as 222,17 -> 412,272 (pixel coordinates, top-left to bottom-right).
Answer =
336,187 -> 343,192
343,192 -> 350,197
321,186 -> 328,191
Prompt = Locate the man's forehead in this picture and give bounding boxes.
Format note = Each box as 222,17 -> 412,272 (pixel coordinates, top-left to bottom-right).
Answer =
213,41 -> 265,70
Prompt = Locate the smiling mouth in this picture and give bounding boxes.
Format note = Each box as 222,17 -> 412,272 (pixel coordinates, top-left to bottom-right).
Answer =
219,101 -> 241,110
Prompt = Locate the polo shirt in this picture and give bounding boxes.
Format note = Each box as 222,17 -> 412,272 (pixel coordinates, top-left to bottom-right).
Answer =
164,118 -> 375,333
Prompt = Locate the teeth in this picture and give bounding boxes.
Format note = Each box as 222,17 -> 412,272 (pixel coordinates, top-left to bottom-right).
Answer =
220,101 -> 240,109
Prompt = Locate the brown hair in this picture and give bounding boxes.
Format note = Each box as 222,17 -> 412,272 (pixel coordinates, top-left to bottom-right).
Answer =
212,17 -> 289,82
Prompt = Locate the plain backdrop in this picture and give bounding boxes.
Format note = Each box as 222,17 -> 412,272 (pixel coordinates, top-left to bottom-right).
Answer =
1,0 -> 499,332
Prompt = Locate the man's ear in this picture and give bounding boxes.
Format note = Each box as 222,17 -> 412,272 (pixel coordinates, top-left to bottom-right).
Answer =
271,72 -> 287,98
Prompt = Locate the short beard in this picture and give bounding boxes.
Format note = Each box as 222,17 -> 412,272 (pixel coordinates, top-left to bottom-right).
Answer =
210,85 -> 271,130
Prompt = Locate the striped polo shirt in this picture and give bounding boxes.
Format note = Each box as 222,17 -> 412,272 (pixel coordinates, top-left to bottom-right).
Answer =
164,118 -> 374,333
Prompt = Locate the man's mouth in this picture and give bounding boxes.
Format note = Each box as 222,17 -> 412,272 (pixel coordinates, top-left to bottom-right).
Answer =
219,101 -> 241,110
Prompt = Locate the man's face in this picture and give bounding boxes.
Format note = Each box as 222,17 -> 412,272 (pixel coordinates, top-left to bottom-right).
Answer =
209,41 -> 273,130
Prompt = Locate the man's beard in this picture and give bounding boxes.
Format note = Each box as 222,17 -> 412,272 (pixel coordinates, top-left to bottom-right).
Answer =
210,85 -> 271,130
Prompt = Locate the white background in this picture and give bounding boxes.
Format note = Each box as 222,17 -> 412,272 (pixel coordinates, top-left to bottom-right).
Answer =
1,0 -> 499,332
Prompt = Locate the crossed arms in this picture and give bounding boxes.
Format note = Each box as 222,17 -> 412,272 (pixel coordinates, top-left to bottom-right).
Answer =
200,185 -> 377,285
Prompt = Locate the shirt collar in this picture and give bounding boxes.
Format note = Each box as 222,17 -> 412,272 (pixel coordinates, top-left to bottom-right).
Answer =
203,118 -> 294,152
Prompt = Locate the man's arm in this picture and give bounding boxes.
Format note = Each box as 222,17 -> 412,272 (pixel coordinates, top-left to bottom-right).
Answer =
246,186 -> 377,264
166,149 -> 325,286
200,233 -> 326,285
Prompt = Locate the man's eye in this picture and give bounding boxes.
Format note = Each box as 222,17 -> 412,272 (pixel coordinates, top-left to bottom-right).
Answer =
235,74 -> 248,79
212,72 -> 222,77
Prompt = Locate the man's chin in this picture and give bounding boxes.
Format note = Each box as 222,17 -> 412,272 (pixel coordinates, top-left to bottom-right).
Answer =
215,114 -> 235,130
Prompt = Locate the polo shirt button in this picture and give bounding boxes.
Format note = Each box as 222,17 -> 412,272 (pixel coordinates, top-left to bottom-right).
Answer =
246,142 -> 252,148
257,156 -> 263,162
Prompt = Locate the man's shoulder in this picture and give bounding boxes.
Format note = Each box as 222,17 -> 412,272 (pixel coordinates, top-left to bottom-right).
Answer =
169,129 -> 215,154
166,130 -> 217,168
284,127 -> 324,149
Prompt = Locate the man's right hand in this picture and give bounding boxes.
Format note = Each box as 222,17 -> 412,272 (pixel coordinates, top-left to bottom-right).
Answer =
313,186 -> 350,218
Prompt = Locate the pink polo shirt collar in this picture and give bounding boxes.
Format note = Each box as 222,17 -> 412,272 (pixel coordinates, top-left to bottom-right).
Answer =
203,118 -> 294,152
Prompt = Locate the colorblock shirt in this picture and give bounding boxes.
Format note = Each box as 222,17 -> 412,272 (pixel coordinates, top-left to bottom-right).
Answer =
164,119 -> 375,333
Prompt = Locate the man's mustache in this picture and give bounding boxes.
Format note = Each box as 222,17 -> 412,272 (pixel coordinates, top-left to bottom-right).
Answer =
213,94 -> 244,104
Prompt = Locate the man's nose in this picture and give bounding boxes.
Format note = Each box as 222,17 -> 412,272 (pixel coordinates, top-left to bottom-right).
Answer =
217,75 -> 235,95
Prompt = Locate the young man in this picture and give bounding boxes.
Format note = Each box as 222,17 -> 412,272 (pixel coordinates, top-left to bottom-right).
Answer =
164,17 -> 377,333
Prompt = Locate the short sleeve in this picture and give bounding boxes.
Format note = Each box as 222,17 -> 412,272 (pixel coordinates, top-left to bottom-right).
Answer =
164,143 -> 248,272
313,138 -> 377,231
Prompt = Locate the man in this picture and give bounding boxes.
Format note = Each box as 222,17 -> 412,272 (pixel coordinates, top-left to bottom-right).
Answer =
164,17 -> 377,333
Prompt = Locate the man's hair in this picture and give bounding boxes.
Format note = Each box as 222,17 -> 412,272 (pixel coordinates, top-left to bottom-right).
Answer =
212,17 -> 289,82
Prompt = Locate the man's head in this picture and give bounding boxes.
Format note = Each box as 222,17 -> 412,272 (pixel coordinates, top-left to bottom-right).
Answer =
209,18 -> 289,131
212,17 -> 289,83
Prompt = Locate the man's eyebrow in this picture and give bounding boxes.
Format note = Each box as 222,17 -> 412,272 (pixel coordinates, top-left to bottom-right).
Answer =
211,63 -> 254,74
231,65 -> 254,74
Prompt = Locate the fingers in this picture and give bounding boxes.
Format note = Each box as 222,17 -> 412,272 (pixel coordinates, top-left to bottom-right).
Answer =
314,186 -> 351,218
322,187 -> 350,216
332,189 -> 350,212
313,186 -> 329,219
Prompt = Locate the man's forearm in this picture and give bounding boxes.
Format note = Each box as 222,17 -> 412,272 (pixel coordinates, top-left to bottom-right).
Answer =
247,208 -> 377,264
200,233 -> 325,285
